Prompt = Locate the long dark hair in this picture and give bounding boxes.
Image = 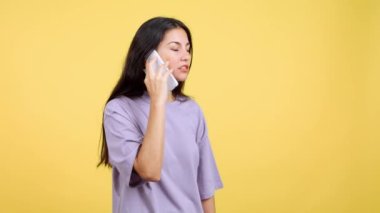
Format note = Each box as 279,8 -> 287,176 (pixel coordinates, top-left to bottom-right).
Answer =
97,17 -> 193,167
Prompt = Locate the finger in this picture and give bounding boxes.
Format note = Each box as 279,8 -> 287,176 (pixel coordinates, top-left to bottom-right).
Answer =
156,63 -> 167,78
164,67 -> 175,79
144,61 -> 150,79
147,59 -> 157,79
144,73 -> 152,89
158,60 -> 171,77
146,57 -> 157,72
146,56 -> 157,67
144,67 -> 149,79
164,61 -> 170,73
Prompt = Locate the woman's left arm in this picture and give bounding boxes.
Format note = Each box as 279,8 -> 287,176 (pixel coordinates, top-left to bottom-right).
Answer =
201,196 -> 215,213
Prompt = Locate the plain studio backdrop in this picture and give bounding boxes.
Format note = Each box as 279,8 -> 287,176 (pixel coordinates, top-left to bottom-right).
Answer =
0,0 -> 379,212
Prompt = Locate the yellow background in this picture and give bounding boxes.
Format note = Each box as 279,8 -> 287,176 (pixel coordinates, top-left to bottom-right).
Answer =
1,0 -> 379,212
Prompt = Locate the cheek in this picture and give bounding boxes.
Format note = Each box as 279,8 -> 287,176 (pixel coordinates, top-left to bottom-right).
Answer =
160,53 -> 175,66
167,58 -> 178,70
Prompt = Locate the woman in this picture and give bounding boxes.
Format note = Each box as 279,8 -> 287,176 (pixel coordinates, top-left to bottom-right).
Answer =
98,17 -> 223,213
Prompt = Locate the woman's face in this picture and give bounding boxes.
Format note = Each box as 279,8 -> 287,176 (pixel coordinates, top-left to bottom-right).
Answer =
156,28 -> 191,82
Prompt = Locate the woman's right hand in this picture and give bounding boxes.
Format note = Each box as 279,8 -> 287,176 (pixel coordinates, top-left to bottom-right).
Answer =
144,58 -> 174,106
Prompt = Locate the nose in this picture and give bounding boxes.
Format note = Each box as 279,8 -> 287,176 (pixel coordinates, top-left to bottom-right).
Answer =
180,50 -> 191,62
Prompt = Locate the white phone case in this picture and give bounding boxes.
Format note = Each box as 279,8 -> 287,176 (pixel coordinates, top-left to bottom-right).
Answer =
146,50 -> 179,91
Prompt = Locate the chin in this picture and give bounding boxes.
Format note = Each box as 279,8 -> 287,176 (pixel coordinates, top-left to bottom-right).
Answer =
173,73 -> 189,82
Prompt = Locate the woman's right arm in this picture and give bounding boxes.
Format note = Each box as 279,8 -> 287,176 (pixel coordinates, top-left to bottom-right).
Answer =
132,59 -> 173,182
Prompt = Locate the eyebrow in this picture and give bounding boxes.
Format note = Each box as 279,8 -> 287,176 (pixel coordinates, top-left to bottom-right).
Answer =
166,41 -> 190,46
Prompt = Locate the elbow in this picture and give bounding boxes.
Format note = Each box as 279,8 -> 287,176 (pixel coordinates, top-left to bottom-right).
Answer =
134,162 -> 161,182
134,159 -> 162,182
146,175 -> 161,182
140,171 -> 161,182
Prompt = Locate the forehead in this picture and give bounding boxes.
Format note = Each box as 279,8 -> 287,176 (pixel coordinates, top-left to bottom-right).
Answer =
161,28 -> 189,44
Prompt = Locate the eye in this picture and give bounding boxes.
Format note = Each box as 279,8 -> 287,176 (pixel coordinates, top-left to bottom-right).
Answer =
171,48 -> 179,52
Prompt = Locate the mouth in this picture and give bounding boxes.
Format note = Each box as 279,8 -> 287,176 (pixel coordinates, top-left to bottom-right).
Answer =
178,65 -> 189,72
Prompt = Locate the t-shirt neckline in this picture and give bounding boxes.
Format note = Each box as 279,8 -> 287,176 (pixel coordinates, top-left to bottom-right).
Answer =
142,91 -> 179,107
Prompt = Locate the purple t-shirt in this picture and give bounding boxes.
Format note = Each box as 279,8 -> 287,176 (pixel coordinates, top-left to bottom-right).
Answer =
103,91 -> 223,213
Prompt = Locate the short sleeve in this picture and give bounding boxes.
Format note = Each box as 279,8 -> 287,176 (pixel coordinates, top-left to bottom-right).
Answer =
103,99 -> 145,187
196,108 -> 224,200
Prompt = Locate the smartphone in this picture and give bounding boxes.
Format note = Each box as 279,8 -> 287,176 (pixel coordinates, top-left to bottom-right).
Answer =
145,50 -> 179,91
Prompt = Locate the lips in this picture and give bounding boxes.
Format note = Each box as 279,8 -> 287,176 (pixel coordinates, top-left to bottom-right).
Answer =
179,65 -> 189,72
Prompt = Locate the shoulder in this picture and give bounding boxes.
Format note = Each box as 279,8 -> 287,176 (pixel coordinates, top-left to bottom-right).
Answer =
179,97 -> 206,122
105,96 -> 126,110
104,95 -> 139,117
180,97 -> 203,112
